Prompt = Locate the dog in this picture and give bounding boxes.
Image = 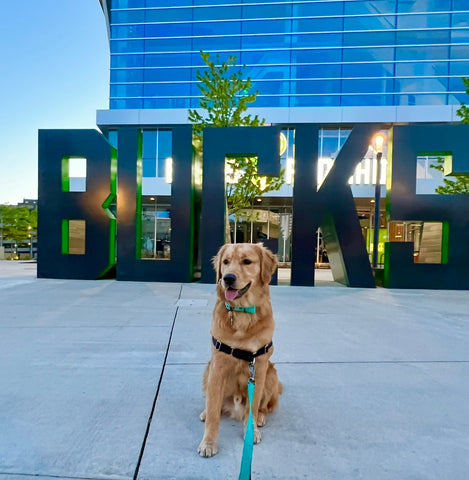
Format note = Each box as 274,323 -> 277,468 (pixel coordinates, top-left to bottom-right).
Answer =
198,242 -> 282,458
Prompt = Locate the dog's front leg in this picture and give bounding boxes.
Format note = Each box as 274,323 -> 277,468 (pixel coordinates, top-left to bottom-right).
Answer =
198,359 -> 225,457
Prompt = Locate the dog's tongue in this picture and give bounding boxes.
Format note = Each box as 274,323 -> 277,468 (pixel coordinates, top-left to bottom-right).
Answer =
225,289 -> 239,301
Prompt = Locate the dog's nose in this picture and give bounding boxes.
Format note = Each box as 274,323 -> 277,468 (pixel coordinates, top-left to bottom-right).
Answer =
223,273 -> 237,286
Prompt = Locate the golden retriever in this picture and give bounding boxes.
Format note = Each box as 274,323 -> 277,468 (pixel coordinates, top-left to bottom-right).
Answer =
198,243 -> 282,457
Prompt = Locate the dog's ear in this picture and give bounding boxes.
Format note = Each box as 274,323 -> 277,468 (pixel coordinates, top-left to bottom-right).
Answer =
212,244 -> 229,283
258,244 -> 278,284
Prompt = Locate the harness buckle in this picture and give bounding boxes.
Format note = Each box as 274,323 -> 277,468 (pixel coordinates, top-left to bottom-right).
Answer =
214,339 -> 222,351
249,357 -> 256,384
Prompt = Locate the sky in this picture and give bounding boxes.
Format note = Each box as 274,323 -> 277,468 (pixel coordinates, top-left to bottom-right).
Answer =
0,0 -> 110,205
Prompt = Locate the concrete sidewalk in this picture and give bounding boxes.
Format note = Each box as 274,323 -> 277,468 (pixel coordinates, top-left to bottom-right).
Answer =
0,262 -> 468,480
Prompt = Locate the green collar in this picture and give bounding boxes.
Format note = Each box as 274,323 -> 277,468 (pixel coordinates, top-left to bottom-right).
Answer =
225,302 -> 256,314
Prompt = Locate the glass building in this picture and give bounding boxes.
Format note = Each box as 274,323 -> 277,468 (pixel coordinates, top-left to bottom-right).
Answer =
97,0 -> 469,268
98,0 -> 469,124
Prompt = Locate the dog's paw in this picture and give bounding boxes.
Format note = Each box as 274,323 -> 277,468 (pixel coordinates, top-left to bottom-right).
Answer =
198,439 -> 218,457
254,427 -> 262,444
257,412 -> 266,427
199,410 -> 206,422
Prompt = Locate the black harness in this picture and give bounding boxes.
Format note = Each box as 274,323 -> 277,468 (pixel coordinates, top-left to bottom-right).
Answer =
212,336 -> 273,363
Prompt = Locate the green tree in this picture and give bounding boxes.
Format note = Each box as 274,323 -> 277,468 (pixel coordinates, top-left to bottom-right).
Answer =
0,205 -> 37,243
429,78 -> 469,194
188,51 -> 284,218
456,77 -> 469,123
430,157 -> 469,194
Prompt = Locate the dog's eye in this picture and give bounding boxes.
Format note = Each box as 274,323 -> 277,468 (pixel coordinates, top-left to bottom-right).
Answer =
242,259 -> 252,265
223,259 -> 229,265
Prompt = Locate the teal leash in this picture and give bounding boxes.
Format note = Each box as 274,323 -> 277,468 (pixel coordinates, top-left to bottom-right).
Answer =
238,360 -> 256,480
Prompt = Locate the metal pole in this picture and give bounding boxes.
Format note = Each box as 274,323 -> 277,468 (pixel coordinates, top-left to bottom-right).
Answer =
372,151 -> 383,268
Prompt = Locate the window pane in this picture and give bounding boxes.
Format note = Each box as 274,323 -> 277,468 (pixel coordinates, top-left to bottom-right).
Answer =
345,1 -> 397,15
396,93 -> 447,105
111,25 -> 145,39
144,53 -> 192,67
110,84 -> 143,97
242,34 -> 292,50
292,79 -> 341,94
293,2 -> 343,16
193,5 -> 241,20
396,45 -> 449,60
111,69 -> 144,83
145,23 -> 192,37
291,95 -> 340,107
396,61 -> 448,76
241,50 -> 291,64
341,94 -> 394,106
344,31 -> 395,46
111,9 -> 145,23
397,0 -> 451,12
144,83 -> 190,97
396,29 -> 450,44
343,63 -> 395,77
254,96 -> 289,107
145,8 -> 192,22
397,77 -> 448,92
193,21 -> 241,36
111,40 -> 144,54
292,33 -> 342,48
291,48 -> 342,63
242,4 -> 291,19
397,13 -> 450,28
252,80 -> 289,94
245,65 -> 290,80
143,68 -> 191,82
342,78 -> 394,93
344,15 -> 396,30
145,38 -> 191,53
292,17 -> 343,32
111,54 -> 144,68
194,35 -> 241,51
143,98 -> 190,108
343,47 -> 394,62
293,64 -> 342,79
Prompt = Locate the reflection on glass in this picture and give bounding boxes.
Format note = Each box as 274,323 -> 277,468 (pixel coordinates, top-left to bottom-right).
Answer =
141,197 -> 171,260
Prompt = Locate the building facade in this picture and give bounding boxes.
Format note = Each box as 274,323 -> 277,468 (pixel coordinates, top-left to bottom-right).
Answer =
91,0 -> 469,284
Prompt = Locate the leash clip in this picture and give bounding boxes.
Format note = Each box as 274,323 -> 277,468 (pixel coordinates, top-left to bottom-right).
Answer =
248,357 -> 256,384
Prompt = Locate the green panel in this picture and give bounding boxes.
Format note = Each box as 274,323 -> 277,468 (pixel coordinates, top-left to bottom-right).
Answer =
61,219 -> 69,254
441,221 -> 450,264
61,157 -> 70,192
99,144 -> 118,278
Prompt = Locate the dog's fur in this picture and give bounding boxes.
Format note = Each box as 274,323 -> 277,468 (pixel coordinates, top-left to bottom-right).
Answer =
198,243 -> 282,457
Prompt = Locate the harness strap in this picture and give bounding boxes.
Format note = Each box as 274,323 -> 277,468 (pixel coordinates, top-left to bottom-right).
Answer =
212,336 -> 273,363
238,378 -> 255,480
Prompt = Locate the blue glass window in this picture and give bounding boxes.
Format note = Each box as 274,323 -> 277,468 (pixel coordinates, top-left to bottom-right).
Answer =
110,84 -> 143,98
145,24 -> 192,38
343,47 -> 394,62
292,18 -> 344,33
344,15 -> 396,31
193,35 -> 241,51
291,33 -> 342,48
110,98 -> 143,109
396,78 -> 448,92
252,96 -> 289,108
144,53 -> 192,67
111,25 -> 145,39
111,9 -> 145,24
292,64 -> 342,79
143,68 -> 191,82
451,27 -> 469,44
111,39 -> 144,53
194,0 -> 241,4
244,65 -> 290,80
397,13 -> 450,28
293,79 -> 341,95
242,4 -> 291,19
341,94 -> 394,106
448,92 -> 469,104
396,94 -> 446,105
451,45 -> 469,59
193,6 -> 241,21
448,77 -> 467,91
397,0 -> 451,13
111,69 -> 144,83
144,38 -> 191,53
396,61 -> 448,76
113,0 -> 145,7
453,0 -> 469,8
142,131 -> 157,177
143,98 -> 190,108
111,54 -> 144,68
343,63 -> 395,77
344,1 -> 396,15
342,78 -> 394,93
293,2 -> 343,16
396,29 -> 450,45
242,34 -> 291,50
193,21 -> 241,36
291,95 -> 340,107
291,48 -> 342,63
344,31 -> 395,46
251,80 -> 289,95
396,45 -> 449,60
242,19 -> 291,34
241,50 -> 290,65
145,8 -> 192,22
449,61 -> 469,75
147,0 -> 191,5
144,83 -> 191,97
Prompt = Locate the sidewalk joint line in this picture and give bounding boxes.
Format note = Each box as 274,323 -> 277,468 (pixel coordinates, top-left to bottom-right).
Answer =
132,284 -> 183,480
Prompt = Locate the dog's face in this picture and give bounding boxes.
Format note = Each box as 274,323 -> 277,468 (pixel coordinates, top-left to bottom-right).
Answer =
213,243 -> 277,303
